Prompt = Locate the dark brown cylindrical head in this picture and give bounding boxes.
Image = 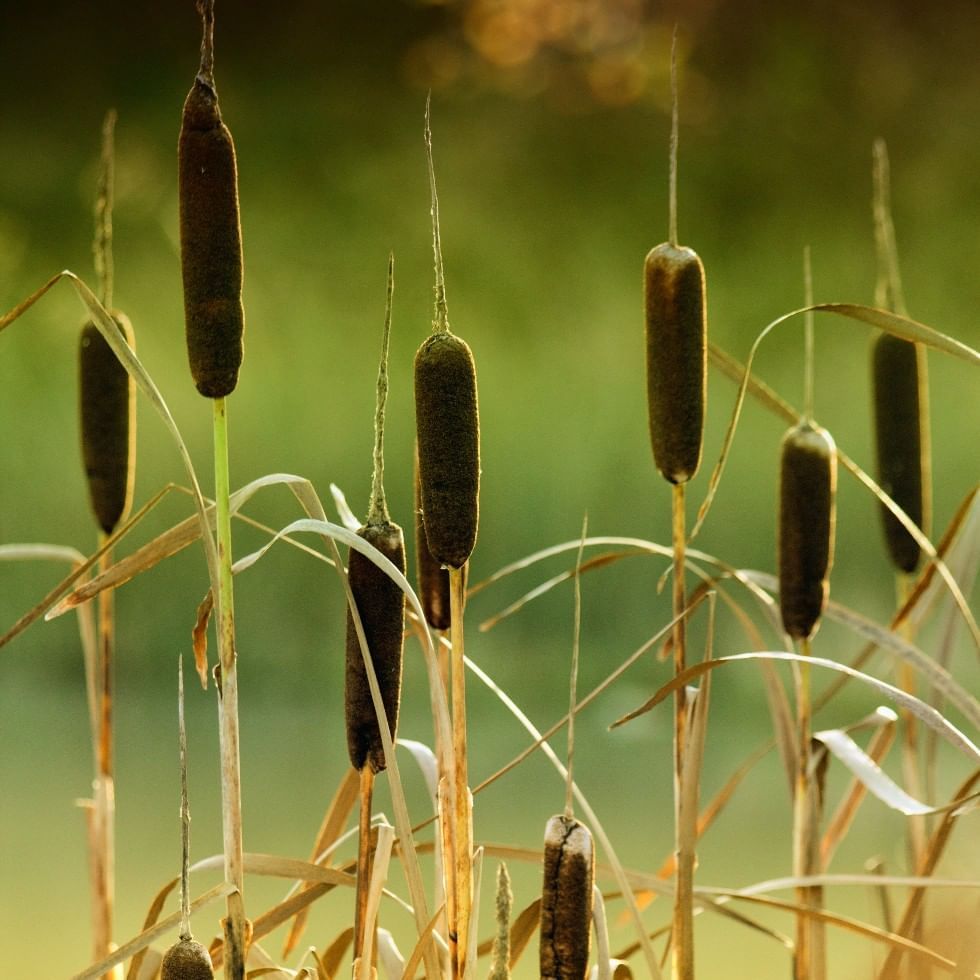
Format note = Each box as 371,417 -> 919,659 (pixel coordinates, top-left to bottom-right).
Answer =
161,937 -> 215,980
778,421 -> 837,640
414,331 -> 479,569
414,442 -> 451,631
79,312 -> 135,535
540,814 -> 594,980
872,333 -> 925,573
178,77 -> 244,399
345,521 -> 407,774
644,241 -> 706,485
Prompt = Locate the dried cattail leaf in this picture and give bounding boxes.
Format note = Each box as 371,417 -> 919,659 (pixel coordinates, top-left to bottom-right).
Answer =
344,521 -> 406,773
872,333 -> 926,573
778,421 -> 837,640
79,312 -> 135,534
540,814 -> 595,980
178,69 -> 244,398
644,242 -> 707,485
161,937 -> 215,980
414,331 -> 480,569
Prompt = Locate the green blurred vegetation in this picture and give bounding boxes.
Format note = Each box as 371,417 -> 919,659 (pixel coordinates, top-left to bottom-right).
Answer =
0,1 -> 977,976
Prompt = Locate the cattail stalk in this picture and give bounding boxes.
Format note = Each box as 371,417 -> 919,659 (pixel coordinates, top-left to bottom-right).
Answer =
872,142 -> 931,917
80,109 -> 131,977
345,255 -> 405,962
212,395 -> 247,980
644,30 -> 704,980
161,659 -> 216,980
415,95 -> 480,979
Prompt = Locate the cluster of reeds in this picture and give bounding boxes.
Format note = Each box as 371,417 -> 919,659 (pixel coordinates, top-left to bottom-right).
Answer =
0,8 -> 978,980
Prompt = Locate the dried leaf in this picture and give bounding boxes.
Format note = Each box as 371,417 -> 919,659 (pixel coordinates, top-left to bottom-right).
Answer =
282,767 -> 360,958
192,590 -> 214,689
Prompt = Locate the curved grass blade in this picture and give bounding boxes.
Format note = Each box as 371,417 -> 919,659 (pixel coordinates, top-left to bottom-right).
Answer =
610,652 -> 980,766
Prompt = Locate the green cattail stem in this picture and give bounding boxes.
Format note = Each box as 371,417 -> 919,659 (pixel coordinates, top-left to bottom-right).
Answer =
212,396 -> 246,980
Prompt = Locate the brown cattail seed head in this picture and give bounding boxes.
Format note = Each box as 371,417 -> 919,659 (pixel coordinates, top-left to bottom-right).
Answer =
161,937 -> 215,980
872,334 -> 925,573
414,443 -> 451,630
345,521 -> 406,773
178,76 -> 244,398
540,814 -> 594,980
414,331 -> 480,569
644,242 -> 706,485
79,312 -> 135,534
778,421 -> 837,640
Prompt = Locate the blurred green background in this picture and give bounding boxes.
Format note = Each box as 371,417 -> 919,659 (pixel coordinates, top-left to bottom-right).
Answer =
0,1 -> 977,976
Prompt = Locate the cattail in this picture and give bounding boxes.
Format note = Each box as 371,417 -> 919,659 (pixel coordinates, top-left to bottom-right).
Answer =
345,255 -> 406,774
79,313 -> 135,535
414,331 -> 479,569
644,242 -> 706,484
414,441 -> 451,631
540,814 -> 594,980
178,0 -> 244,399
778,421 -> 838,639
872,335 -> 925,573
345,520 -> 406,773
413,97 -> 480,572
161,937 -> 215,980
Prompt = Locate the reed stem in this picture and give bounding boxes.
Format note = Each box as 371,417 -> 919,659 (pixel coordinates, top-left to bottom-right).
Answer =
671,481 -> 694,980
354,767 -> 376,967
794,634 -> 818,980
212,396 -> 246,980
449,564 -> 472,979
93,544 -> 116,978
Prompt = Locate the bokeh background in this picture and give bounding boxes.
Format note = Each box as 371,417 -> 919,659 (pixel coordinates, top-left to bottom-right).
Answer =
0,0 -> 977,976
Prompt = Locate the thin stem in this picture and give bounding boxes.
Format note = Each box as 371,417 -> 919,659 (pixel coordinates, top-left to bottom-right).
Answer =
93,542 -> 115,978
354,767 -> 376,965
795,633 -> 815,980
668,25 -> 679,245
803,245 -> 815,424
178,658 -> 192,939
367,254 -> 394,525
424,93 -> 449,333
213,396 -> 246,980
564,514 -> 588,820
197,0 -> 216,88
871,139 -> 907,317
94,110 -> 116,311
670,481 -> 693,980
449,565 -> 472,979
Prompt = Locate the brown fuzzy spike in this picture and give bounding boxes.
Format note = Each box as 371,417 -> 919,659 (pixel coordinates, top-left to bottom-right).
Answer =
644,241 -> 706,485
178,10 -> 244,399
872,333 -> 925,573
79,312 -> 135,534
540,814 -> 594,980
345,521 -> 407,773
161,937 -> 215,980
778,421 -> 838,639
414,331 -> 480,569
414,442 -> 451,631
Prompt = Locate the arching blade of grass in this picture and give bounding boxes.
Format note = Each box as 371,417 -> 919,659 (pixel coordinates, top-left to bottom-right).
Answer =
743,571 -> 980,730
611,651 -> 980,767
72,882 -> 235,980
281,767 -> 360,958
813,725 -> 972,817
